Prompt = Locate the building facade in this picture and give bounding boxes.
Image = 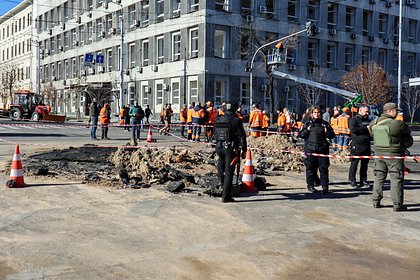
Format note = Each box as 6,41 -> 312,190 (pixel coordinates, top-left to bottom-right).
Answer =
0,0 -> 33,108
28,0 -> 420,117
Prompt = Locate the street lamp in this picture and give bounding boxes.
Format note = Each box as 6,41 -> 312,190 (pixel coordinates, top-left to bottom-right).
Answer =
397,1 -> 403,109
248,22 -> 314,107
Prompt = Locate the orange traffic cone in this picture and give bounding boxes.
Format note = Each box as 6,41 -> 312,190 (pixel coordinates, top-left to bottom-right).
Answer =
6,144 -> 27,188
242,149 -> 255,192
146,125 -> 154,142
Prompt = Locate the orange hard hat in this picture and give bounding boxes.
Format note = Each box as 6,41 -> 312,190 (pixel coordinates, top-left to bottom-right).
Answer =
206,101 -> 212,106
343,107 -> 350,113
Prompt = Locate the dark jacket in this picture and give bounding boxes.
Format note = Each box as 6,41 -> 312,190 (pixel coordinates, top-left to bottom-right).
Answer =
89,103 -> 100,117
349,114 -> 372,145
369,113 -> 413,155
298,118 -> 335,152
145,107 -> 152,117
215,110 -> 247,152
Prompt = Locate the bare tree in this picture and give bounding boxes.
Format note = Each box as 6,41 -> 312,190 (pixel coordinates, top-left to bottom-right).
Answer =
42,82 -> 56,105
340,61 -> 392,105
401,84 -> 420,123
297,70 -> 326,107
0,63 -> 19,107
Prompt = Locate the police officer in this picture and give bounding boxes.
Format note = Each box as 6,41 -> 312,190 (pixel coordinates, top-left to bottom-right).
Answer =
214,102 -> 247,203
298,106 -> 336,193
369,102 -> 413,211
348,105 -> 372,188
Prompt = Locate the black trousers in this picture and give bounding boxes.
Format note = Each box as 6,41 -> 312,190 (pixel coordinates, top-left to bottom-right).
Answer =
348,144 -> 371,182
215,143 -> 236,199
180,122 -> 186,137
305,148 -> 330,189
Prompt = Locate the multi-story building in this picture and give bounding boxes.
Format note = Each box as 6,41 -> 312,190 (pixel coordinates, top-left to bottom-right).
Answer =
31,0 -> 420,117
0,0 -> 33,108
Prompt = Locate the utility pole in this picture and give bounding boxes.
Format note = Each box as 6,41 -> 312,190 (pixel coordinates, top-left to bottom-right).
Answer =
183,48 -> 187,106
119,13 -> 124,110
397,1 -> 403,109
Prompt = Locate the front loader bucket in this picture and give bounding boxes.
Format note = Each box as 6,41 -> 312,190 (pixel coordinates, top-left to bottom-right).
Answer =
42,114 -> 66,123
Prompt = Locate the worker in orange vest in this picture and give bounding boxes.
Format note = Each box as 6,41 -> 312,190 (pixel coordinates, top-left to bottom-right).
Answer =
205,101 -> 217,142
283,107 -> 294,132
180,104 -> 188,138
192,101 -> 205,141
336,107 -> 351,151
330,109 -> 341,151
396,112 -> 404,121
262,110 -> 270,136
277,109 -> 287,133
119,105 -> 125,125
100,103 -> 111,140
187,102 -> 195,140
248,103 -> 263,137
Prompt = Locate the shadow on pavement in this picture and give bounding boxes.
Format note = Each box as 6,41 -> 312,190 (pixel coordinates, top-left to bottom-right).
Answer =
237,191 -> 360,203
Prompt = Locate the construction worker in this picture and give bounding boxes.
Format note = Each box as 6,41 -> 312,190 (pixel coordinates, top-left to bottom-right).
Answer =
336,107 -> 351,151
192,101 -> 205,141
330,109 -> 340,151
89,99 -> 100,140
205,101 -> 217,142
100,103 -> 111,140
262,110 -> 270,136
187,102 -> 195,140
214,102 -> 247,203
119,105 -> 125,126
248,103 -> 263,137
396,112 -> 404,121
277,109 -> 286,133
283,107 -> 294,132
160,103 -> 173,135
180,104 -> 188,138
129,99 -> 144,143
369,102 -> 413,211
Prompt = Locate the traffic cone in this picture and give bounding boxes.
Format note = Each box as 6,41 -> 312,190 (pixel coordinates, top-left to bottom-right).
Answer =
6,144 -> 27,188
146,125 -> 154,142
242,149 -> 255,192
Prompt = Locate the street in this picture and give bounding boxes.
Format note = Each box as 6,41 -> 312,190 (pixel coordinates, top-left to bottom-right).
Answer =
0,118 -> 420,279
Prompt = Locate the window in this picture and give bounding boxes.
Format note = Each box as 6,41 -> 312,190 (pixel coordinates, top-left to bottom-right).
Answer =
57,35 -> 62,51
362,10 -> 371,36
171,79 -> 180,110
240,81 -> 250,111
88,0 -> 93,11
142,39 -> 149,66
379,13 -> 387,37
361,48 -> 370,65
215,0 -> 229,12
71,29 -> 77,48
190,28 -> 199,58
345,6 -> 354,32
50,37 -> 55,54
326,44 -> 336,69
72,0 -> 77,19
72,58 -> 77,78
172,32 -> 181,61
141,82 -> 149,106
157,35 -> 164,64
87,22 -> 93,43
288,0 -> 298,22
79,55 -> 83,75
172,0 -> 181,14
215,79 -> 227,103
106,14 -> 113,30
156,82 -> 164,106
141,1 -> 150,26
64,2 -> 69,21
128,4 -> 136,23
408,20 -> 416,42
407,54 -> 415,77
58,61 -> 62,80
345,46 -> 354,70
378,49 -> 386,69
327,2 -> 337,30
189,0 -> 199,12
157,0 -> 164,20
129,43 -> 136,69
392,52 -> 398,75
307,40 -> 318,66
96,18 -> 103,38
107,48 -> 112,72
79,25 -> 85,46
307,0 -> 319,22
65,60 -> 69,78
64,32 -> 69,50
240,32 -> 249,60
214,29 -> 227,58
240,0 -> 251,14
117,46 -> 121,70
189,77 -> 198,104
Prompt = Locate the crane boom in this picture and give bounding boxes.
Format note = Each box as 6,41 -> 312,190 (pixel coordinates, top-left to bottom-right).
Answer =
271,70 -> 359,99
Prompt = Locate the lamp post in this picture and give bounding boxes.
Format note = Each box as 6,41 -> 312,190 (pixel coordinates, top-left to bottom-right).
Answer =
249,23 -> 312,107
397,1 -> 403,109
119,13 -> 125,111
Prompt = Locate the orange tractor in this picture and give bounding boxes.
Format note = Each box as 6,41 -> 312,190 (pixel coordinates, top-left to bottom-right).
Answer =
9,91 -> 65,122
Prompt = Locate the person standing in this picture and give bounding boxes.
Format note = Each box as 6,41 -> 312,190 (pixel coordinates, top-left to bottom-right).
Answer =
124,103 -> 131,132
145,105 -> 153,124
323,107 -> 331,123
205,101 -> 217,142
160,103 -> 173,135
248,104 -> 263,137
262,110 -> 270,136
214,102 -> 247,203
348,106 -> 372,189
187,102 -> 195,140
100,103 -> 111,140
298,106 -> 336,193
369,102 -> 413,211
129,99 -> 143,143
329,109 -> 341,152
89,99 -> 100,140
192,101 -> 205,141
179,104 -> 188,138
336,107 -> 351,151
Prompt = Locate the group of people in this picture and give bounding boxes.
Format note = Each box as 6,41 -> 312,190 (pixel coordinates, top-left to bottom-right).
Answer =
179,101 -> 217,142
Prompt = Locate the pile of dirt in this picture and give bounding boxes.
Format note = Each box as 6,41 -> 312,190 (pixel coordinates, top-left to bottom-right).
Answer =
248,135 -> 304,174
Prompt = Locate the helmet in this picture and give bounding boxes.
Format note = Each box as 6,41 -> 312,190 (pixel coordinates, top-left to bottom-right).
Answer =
206,101 -> 213,107
104,103 -> 109,108
343,107 -> 350,113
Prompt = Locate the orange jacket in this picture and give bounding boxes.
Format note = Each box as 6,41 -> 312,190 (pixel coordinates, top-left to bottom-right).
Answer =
206,107 -> 217,124
330,116 -> 340,135
249,109 -> 263,128
100,107 -> 110,124
262,113 -> 270,128
396,114 -> 404,121
180,108 -> 188,122
336,114 -> 350,134
192,107 -> 205,124
187,108 -> 193,123
277,114 -> 286,127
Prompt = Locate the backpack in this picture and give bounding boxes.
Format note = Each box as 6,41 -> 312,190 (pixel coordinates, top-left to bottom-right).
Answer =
214,114 -> 232,142
371,118 -> 398,147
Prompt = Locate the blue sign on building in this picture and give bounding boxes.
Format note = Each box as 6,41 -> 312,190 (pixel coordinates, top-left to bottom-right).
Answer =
84,53 -> 94,65
96,54 -> 105,64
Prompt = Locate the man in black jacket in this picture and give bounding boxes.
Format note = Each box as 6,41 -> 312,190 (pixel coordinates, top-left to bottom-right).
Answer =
214,102 -> 247,203
348,106 -> 372,188
298,106 -> 336,193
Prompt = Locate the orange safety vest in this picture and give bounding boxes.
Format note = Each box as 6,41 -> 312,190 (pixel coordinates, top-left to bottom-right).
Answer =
192,108 -> 205,124
119,108 -> 125,124
249,109 -> 263,127
206,107 -> 217,124
330,116 -> 340,135
336,114 -> 350,134
100,107 -> 110,124
180,108 -> 188,122
277,114 -> 286,127
187,108 -> 193,123
262,114 -> 270,128
396,114 -> 404,121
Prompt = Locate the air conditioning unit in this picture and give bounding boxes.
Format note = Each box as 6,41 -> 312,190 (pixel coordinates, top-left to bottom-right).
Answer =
172,10 -> 181,17
130,20 -> 139,29
369,0 -> 376,4
136,66 -> 143,73
108,28 -> 116,36
369,35 -> 375,42
261,84 -> 267,91
163,84 -> 170,91
87,11 -> 92,18
88,68 -> 95,75
48,29 -> 52,35
145,86 -> 151,93
81,70 -> 87,76
406,0 -> 415,6
385,1 -> 392,8
114,0 -> 122,4
100,31 -> 106,38
98,66 -> 105,73
284,86 -> 290,93
246,15 -> 254,23
151,65 -> 158,72
76,16 -> 81,24
51,76 -> 57,81
124,69 -> 130,75
329,29 -> 337,35
103,2 -> 109,9
174,53 -> 180,61
45,48 -> 50,55
40,79 -> 45,83
259,6 -> 267,13
63,80 -> 67,86
383,37 -> 389,44
60,22 -> 65,30
289,64 -> 296,71
58,46 -> 63,51
394,39 -> 399,46
351,33 -> 357,39
88,37 -> 93,43
73,40 -> 79,46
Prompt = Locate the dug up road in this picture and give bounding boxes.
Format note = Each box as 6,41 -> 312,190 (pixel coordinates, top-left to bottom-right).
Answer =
1,147 -> 420,279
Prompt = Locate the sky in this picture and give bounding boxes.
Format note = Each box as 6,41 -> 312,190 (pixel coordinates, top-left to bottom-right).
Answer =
0,0 -> 20,17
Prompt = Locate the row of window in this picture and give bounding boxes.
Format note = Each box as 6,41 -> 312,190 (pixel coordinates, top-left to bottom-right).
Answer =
1,39 -> 32,62
1,12 -> 32,39
0,67 -> 30,84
